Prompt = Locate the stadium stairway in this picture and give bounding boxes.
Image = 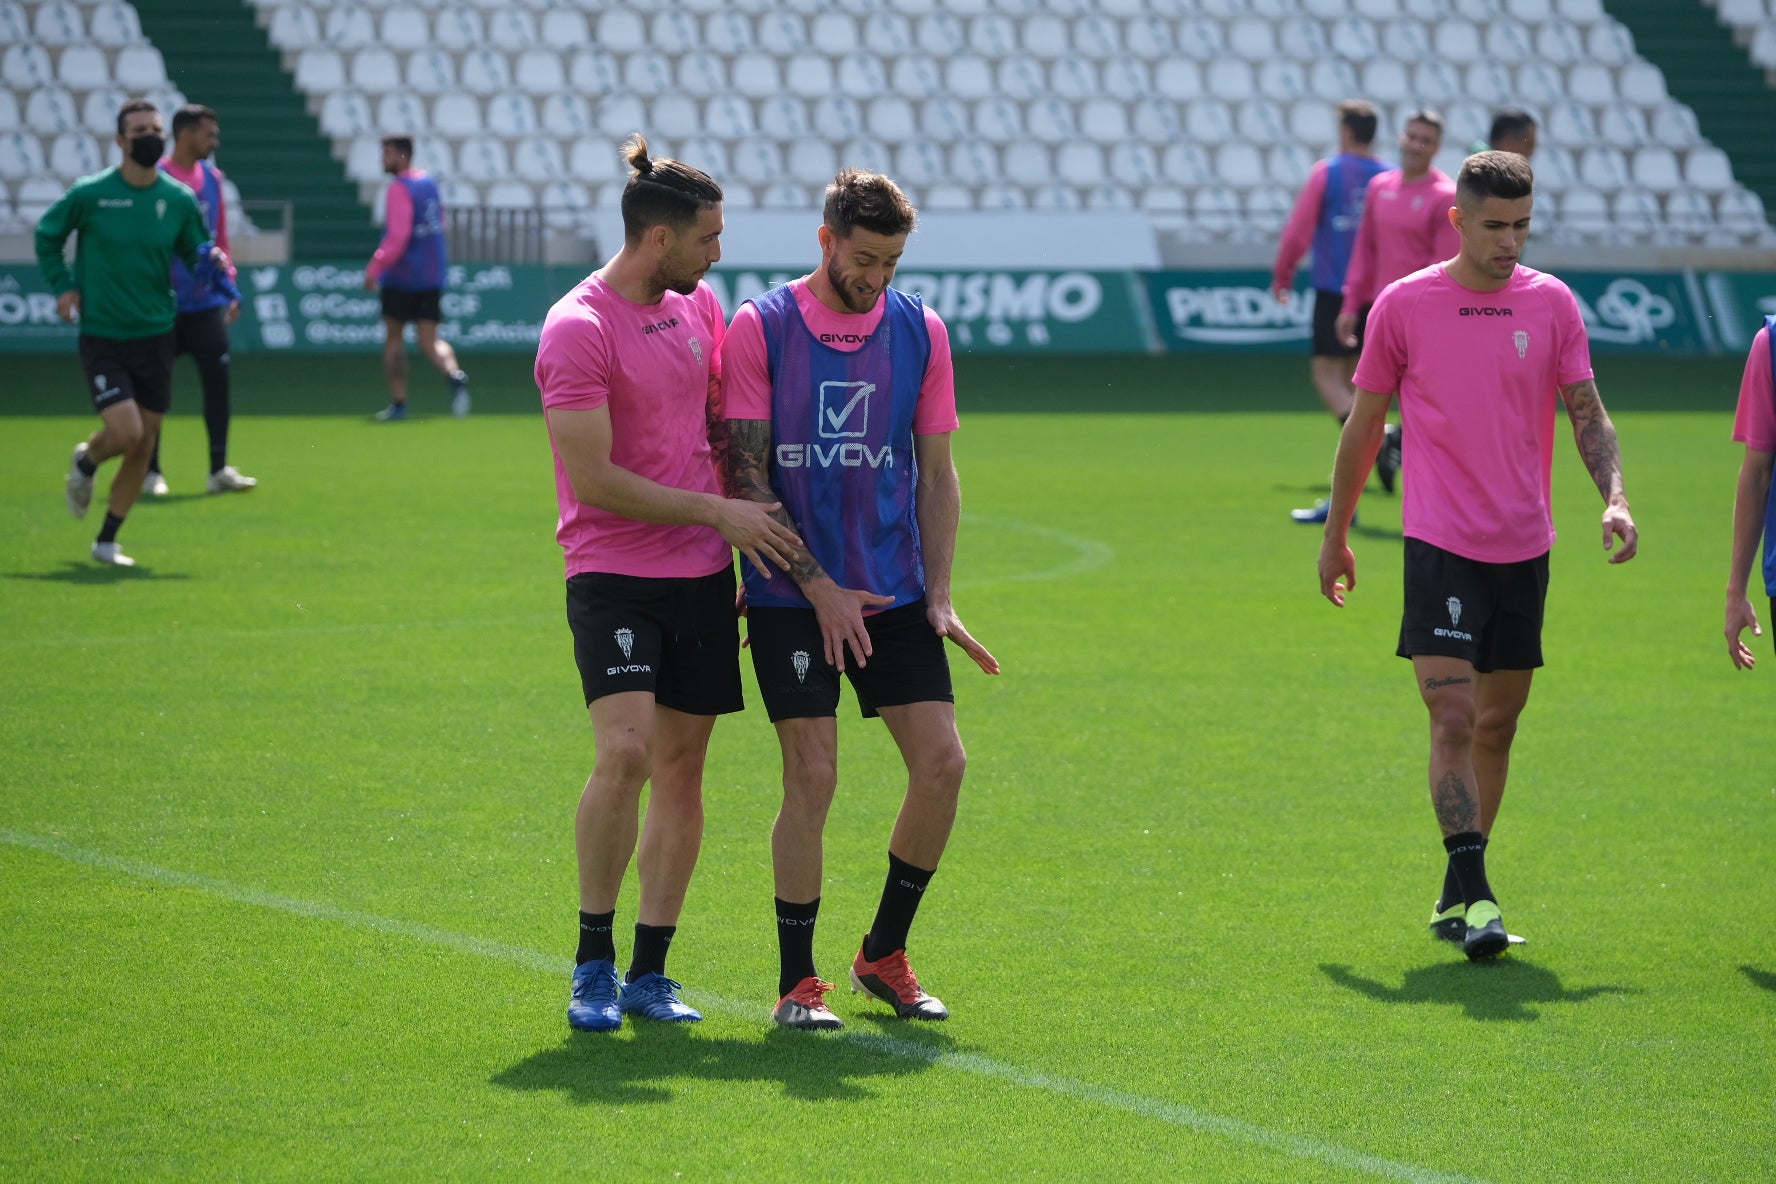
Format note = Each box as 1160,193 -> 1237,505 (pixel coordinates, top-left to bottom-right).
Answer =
129,0 -> 377,257
1604,0 -> 1776,218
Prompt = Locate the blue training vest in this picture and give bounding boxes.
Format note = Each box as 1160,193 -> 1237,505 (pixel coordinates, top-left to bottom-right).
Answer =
741,285 -> 932,610
382,172 -> 447,291
1311,152 -> 1391,292
166,160 -> 229,313
1762,315 -> 1776,596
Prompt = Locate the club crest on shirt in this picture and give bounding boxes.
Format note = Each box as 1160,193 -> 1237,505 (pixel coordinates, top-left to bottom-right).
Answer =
687,336 -> 702,365
1513,330 -> 1529,359
155,198 -> 166,220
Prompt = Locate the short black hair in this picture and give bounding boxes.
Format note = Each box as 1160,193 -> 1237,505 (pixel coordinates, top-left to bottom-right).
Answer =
618,132 -> 723,241
381,135 -> 414,159
1337,100 -> 1378,146
1457,150 -> 1534,207
172,103 -> 218,139
823,169 -> 917,239
116,96 -> 157,136
1489,109 -> 1538,147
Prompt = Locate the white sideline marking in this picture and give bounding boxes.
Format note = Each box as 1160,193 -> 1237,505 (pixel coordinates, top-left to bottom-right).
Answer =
956,514 -> 1115,589
3,829 -> 1481,1184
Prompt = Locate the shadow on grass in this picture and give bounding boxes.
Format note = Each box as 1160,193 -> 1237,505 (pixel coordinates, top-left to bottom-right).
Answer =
491,1016 -> 950,1104
1319,959 -> 1635,1022
1740,966 -> 1776,994
2,562 -> 187,584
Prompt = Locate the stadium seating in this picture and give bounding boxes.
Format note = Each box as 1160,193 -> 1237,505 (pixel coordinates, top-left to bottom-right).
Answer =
3,0 -> 1773,249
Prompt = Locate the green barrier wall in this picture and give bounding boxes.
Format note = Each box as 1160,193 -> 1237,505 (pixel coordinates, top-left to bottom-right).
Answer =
4,263 -> 1771,358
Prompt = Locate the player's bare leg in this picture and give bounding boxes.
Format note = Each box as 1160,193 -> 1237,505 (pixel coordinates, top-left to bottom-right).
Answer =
105,407 -> 161,520
1472,668 -> 1534,836
847,701 -> 966,1020
769,716 -> 843,1027
415,321 -> 470,416
378,317 -> 408,416
575,690 -> 656,913
1311,355 -> 1357,420
633,705 -> 713,928
1414,655 -> 1508,958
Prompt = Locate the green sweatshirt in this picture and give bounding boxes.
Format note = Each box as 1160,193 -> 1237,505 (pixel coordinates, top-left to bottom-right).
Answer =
35,166 -> 209,341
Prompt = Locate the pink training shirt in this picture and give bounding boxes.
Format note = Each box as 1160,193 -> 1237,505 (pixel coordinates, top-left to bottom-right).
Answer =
1354,263 -> 1594,564
1733,326 -> 1776,452
536,274 -> 731,579
1340,168 -> 1459,319
365,169 -> 421,282
158,157 -> 235,281
721,277 -> 960,433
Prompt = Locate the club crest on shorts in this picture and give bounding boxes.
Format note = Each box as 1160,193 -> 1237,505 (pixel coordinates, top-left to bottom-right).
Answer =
791,650 -> 810,684
613,627 -> 635,660
1513,330 -> 1529,359
1447,597 -> 1462,627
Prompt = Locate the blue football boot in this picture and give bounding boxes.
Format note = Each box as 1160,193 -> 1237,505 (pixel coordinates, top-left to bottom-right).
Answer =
568,959 -> 622,1032
618,972 -> 702,1023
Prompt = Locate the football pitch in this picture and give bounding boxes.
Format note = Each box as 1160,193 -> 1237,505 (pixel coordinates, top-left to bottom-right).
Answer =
1,349 -> 1769,1181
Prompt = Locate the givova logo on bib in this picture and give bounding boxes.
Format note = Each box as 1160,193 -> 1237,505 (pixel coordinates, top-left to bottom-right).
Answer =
776,381 -> 892,469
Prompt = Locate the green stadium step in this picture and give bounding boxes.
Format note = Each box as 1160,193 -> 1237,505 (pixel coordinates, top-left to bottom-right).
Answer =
129,0 -> 379,257
1604,0 -> 1776,218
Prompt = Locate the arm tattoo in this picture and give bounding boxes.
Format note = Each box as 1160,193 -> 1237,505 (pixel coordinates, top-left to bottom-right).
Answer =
1560,379 -> 1624,501
704,375 -> 732,486
1432,771 -> 1479,834
725,419 -> 828,585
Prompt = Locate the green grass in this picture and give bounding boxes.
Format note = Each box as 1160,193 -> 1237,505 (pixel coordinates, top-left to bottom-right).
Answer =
1,350 -> 1770,1182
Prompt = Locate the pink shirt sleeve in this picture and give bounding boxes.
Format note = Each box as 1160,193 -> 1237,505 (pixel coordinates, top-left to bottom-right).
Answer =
1272,160 -> 1328,293
719,302 -> 772,421
1734,327 -> 1776,451
1351,284 -> 1408,395
913,307 -> 959,434
1551,283 -> 1594,387
535,306 -> 613,412
367,179 -> 413,281
1340,173 -> 1385,317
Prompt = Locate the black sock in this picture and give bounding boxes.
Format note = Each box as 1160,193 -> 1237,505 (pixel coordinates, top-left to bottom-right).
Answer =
96,512 -> 124,545
863,853 -> 935,962
1437,836 -> 1487,912
76,451 -> 98,477
1442,832 -> 1494,909
1337,411 -> 1351,427
776,896 -> 820,997
148,442 -> 162,474
575,909 -> 615,966
627,923 -> 675,983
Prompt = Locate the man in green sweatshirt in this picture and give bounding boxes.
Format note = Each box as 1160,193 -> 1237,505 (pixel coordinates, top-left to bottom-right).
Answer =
36,97 -> 232,566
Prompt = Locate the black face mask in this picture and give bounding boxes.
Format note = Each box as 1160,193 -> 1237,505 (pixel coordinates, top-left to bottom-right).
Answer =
128,134 -> 164,167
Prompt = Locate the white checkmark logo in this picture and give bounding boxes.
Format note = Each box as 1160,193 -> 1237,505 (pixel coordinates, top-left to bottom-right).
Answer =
819,381 -> 873,438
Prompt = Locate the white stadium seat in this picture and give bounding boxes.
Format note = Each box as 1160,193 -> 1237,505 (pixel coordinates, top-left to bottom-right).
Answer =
1618,61 -> 1668,107
1649,103 -> 1701,150
569,50 -> 619,95
569,138 -> 622,186
18,175 -> 67,221
1545,100 -> 1597,146
1003,140 -> 1049,186
323,5 -> 377,49
703,11 -> 754,55
1382,21 -> 1431,61
949,139 -> 997,186
650,94 -> 700,138
431,93 -> 480,137
49,131 -> 103,178
379,6 -> 427,51
293,47 -> 346,93
1685,147 -> 1735,193
705,96 -> 755,139
1566,62 -> 1616,105
1055,142 -> 1105,186
677,51 -> 727,98
512,137 -> 565,183
787,139 -> 837,185
1330,17 -> 1380,59
0,0 -> 28,42
89,1 -> 142,48
1215,143 -> 1267,187
349,47 -> 401,94
1026,97 -> 1075,143
1584,20 -> 1634,66
839,136 -> 893,175
974,97 -> 1023,142
1108,142 -> 1161,186
1236,100 -> 1290,145
431,8 -> 480,50
539,93 -> 591,138
1176,17 -> 1227,57
1207,59 -> 1256,102
1308,59 -> 1359,100
1664,190 -> 1715,237
3,42 -> 56,88
513,50 -> 565,97
539,9 -> 590,49
268,4 -> 320,50
917,11 -> 967,55
33,0 -> 83,45
732,52 -> 781,98
919,97 -> 970,140
1226,17 -> 1277,59
406,50 -> 456,96
1718,189 -> 1770,237
1131,97 -> 1182,143
1432,21 -> 1482,62
1598,105 -> 1649,150
596,9 -> 647,53
735,140 -> 785,186
677,136 -> 729,179
487,9 -> 538,50
343,135 -> 381,182
1630,147 -> 1681,193
1154,59 -> 1203,101
1162,141 -> 1213,185
649,10 -> 699,55
1361,59 -> 1411,104
785,53 -> 836,99
461,48 -> 512,96
594,94 -> 646,139
812,13 -> 857,54
1030,184 -> 1081,212
1267,142 -> 1317,187
622,51 -> 673,95
457,137 -> 510,183
1558,189 -> 1608,239
1021,14 -> 1067,56
377,92 -> 428,135
811,95 -> 861,140
539,179 -> 589,228
81,87 -> 129,137
1050,56 -> 1099,100
867,97 -> 917,142
319,89 -> 374,137
758,94 -> 808,138
24,85 -> 77,135
1577,146 -> 1630,189
487,92 -> 538,136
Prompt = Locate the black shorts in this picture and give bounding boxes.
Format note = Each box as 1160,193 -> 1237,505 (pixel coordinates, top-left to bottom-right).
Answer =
381,287 -> 442,323
565,565 -> 744,715
79,332 -> 175,414
1397,538 -> 1549,673
748,599 -> 953,722
1311,290 -> 1367,358
174,306 -> 230,361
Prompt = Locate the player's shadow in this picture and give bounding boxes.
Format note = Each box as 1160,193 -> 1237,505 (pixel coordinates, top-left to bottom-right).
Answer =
1740,966 -> 1776,994
492,1018 -> 953,1105
1320,959 -> 1635,1022
2,562 -> 186,584
130,493 -> 209,506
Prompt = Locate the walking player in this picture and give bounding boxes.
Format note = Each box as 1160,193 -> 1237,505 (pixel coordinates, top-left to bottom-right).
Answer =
722,169 -> 999,1029
1315,152 -> 1637,959
536,135 -> 799,1031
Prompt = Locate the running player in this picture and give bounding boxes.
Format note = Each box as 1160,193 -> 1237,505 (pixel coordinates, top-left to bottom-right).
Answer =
363,136 -> 469,420
143,103 -> 257,497
38,97 -> 235,566
1726,315 -> 1775,669
1335,109 -> 1462,494
1272,100 -> 1393,522
536,135 -> 801,1032
1315,151 -> 1637,960
722,169 -> 999,1030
